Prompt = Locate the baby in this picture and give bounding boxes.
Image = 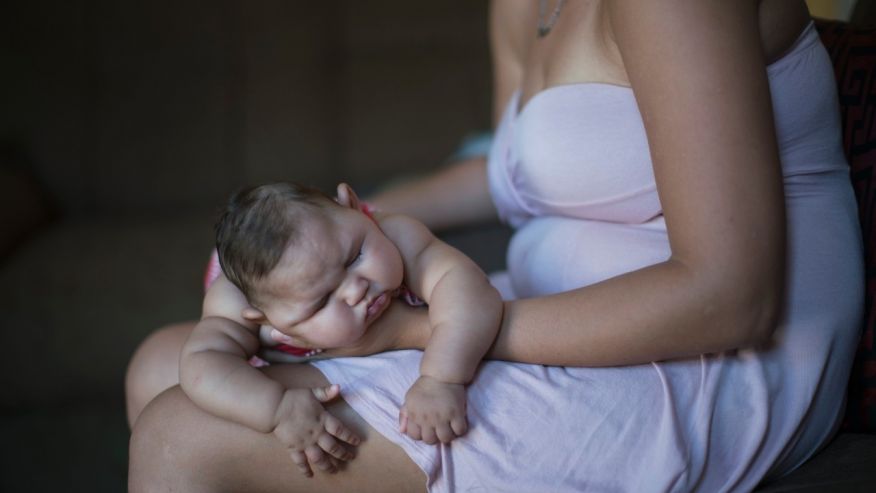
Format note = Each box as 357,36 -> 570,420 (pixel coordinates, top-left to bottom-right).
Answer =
179,182 -> 503,477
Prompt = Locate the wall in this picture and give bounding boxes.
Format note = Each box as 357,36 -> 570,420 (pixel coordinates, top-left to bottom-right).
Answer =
0,0 -> 492,215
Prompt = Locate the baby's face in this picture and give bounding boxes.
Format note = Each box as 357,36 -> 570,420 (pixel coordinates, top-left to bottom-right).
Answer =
250,205 -> 404,349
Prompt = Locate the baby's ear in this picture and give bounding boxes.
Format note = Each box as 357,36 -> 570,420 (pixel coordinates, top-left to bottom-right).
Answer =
241,306 -> 267,323
335,182 -> 361,210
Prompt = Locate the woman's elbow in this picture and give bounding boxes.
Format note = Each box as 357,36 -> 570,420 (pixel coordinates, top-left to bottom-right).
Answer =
730,278 -> 784,349
681,252 -> 785,351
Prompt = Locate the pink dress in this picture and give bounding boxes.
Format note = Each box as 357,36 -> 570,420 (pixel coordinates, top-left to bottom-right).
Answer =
312,22 -> 863,492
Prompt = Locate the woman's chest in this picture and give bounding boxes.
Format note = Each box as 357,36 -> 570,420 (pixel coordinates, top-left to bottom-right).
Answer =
497,87 -> 662,225
516,0 -> 810,111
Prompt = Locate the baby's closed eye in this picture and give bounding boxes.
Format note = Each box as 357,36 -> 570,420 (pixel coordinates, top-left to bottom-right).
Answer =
345,246 -> 364,268
316,294 -> 330,312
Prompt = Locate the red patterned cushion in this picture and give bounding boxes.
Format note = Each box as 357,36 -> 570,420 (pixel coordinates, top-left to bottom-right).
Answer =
815,19 -> 876,433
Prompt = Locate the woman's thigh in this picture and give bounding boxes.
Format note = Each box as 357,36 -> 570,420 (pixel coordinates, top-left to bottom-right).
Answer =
125,321 -> 195,426
129,362 -> 426,492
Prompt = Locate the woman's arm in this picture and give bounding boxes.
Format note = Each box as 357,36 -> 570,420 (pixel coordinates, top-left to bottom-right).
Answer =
366,156 -> 497,231
343,1 -> 786,368
365,1 -> 532,231
494,0 -> 786,366
358,1 -> 785,368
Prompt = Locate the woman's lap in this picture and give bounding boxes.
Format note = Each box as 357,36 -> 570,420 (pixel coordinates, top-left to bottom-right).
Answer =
124,313 -> 819,492
129,362 -> 426,492
129,169 -> 862,491
315,350 -> 718,492
125,321 -> 195,426
311,335 -> 851,492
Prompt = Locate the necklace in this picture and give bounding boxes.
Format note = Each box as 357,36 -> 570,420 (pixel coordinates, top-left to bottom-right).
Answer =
537,0 -> 566,38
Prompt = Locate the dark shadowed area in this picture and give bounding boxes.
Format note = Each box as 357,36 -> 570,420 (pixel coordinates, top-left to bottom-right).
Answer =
0,1 -> 500,490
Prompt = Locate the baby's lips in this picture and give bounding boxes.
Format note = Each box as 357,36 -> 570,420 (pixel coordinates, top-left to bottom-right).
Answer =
366,292 -> 390,320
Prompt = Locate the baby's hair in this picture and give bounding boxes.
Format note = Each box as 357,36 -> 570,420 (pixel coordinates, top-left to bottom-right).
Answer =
215,182 -> 335,300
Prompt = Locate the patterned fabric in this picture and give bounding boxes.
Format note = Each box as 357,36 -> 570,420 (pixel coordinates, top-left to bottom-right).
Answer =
816,19 -> 876,433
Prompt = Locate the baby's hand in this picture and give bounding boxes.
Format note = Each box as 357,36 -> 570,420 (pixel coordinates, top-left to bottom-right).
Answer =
400,375 -> 467,444
272,385 -> 361,477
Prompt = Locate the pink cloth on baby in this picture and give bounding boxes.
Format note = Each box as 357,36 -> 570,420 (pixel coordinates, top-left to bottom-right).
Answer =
309,23 -> 863,492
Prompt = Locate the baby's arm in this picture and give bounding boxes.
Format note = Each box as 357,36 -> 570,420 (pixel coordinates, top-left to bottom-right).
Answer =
380,214 -> 503,443
179,274 -> 360,475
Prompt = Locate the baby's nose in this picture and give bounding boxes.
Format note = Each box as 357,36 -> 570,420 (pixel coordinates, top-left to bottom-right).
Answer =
342,277 -> 368,306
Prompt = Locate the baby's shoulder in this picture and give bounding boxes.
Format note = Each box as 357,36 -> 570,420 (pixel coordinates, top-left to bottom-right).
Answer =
375,213 -> 435,254
375,212 -> 427,236
202,274 -> 253,326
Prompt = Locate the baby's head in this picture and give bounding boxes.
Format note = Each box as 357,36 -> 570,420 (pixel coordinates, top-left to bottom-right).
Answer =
216,182 -> 404,349
216,182 -> 332,299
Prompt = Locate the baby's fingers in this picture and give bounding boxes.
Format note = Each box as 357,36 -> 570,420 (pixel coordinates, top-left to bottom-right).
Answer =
305,445 -> 336,474
311,384 -> 341,403
398,408 -> 409,433
405,420 -> 423,441
420,425 -> 438,445
317,433 -> 354,462
289,450 -> 313,477
269,327 -> 293,344
435,423 -> 457,444
450,415 -> 468,437
323,412 -> 361,446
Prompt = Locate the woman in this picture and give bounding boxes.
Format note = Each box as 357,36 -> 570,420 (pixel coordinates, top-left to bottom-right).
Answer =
127,0 -> 863,490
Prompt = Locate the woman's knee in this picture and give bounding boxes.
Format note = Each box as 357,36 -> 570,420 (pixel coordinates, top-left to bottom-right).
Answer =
125,321 -> 195,427
130,385 -> 320,492
129,385 -> 426,492
129,386 -> 212,491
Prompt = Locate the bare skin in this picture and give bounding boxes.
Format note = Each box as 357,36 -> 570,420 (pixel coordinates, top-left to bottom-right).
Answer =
128,303 -> 432,491
125,321 -> 192,427
130,363 -> 426,492
177,184 -> 501,474
128,0 -> 813,490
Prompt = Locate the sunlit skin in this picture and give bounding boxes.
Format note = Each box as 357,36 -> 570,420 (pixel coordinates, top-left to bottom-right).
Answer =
176,183 -> 503,477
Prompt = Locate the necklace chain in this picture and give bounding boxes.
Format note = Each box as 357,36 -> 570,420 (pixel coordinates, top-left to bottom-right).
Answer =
537,0 -> 566,38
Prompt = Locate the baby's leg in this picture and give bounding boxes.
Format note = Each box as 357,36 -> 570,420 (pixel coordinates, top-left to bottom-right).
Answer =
125,321 -> 195,427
